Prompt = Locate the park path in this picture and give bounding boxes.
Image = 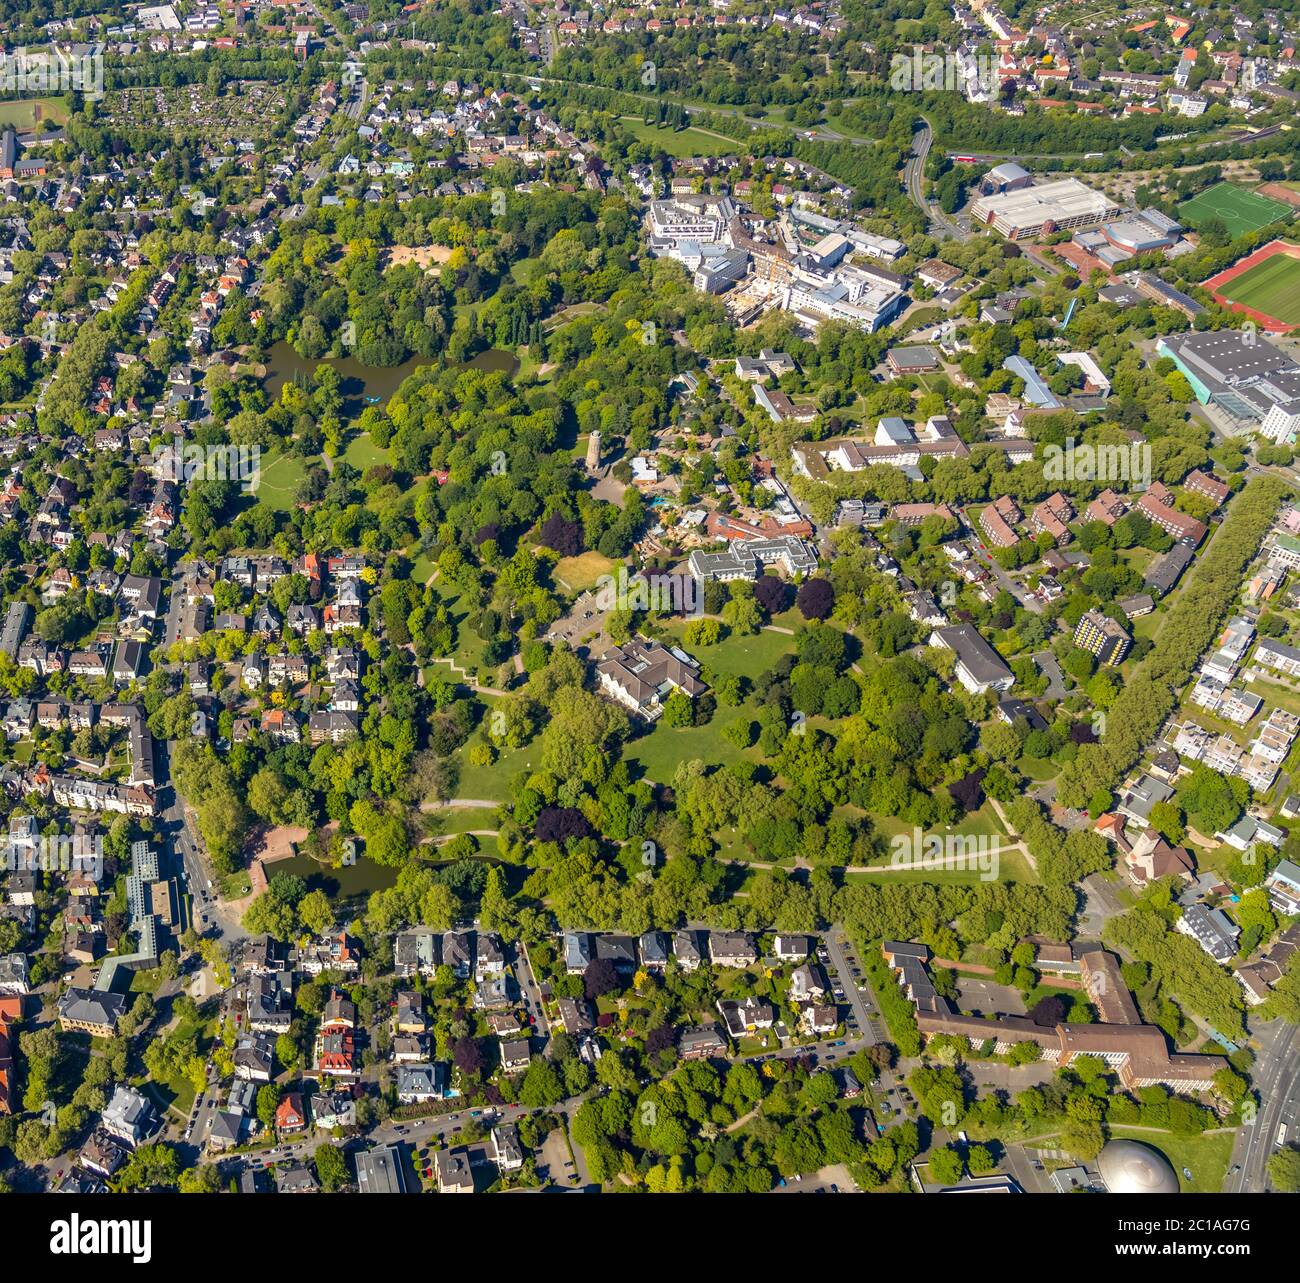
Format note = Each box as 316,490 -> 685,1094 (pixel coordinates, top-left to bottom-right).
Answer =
420,829 -> 500,848
420,652 -> 510,695
986,798 -> 1040,874
419,798 -> 500,812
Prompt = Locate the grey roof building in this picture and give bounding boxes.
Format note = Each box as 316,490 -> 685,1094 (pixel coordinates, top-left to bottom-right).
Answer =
0,601 -> 30,659
1159,329 -> 1300,440
355,1142 -> 407,1193
929,624 -> 1014,694
688,535 -> 818,583
1144,543 -> 1195,597
396,1062 -> 446,1103
435,1146 -> 475,1194
1177,903 -> 1240,963
563,930 -> 593,974
102,1083 -> 155,1147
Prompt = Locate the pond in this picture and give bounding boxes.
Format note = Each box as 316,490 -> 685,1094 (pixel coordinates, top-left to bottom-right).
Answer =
271,848 -> 507,903
272,852 -> 399,901
261,342 -> 519,408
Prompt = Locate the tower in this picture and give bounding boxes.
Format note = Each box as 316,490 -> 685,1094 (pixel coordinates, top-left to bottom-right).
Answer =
585,430 -> 601,472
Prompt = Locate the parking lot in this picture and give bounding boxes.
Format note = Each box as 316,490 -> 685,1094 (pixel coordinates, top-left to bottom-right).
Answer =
539,1127 -> 581,1188
545,590 -> 609,650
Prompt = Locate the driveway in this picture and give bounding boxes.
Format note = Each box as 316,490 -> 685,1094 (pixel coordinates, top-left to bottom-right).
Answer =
1034,650 -> 1068,700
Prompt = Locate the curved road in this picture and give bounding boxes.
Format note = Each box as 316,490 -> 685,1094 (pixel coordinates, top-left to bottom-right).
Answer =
903,118 -> 967,241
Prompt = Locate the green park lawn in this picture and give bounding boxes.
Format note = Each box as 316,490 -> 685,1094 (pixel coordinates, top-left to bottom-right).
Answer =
452,737 -> 539,803
841,848 -> 1037,885
428,588 -> 491,674
660,622 -> 797,680
1107,1126 -> 1235,1194
625,704 -> 761,786
873,802 -> 1008,842
1018,756 -> 1060,781
250,448 -> 307,514
219,871 -> 252,901
429,805 -> 501,836
342,431 -> 389,472
617,117 -> 739,157
407,547 -> 437,584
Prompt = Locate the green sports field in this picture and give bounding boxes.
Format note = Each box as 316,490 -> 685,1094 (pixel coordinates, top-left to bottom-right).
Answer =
1178,182 -> 1293,239
0,98 -> 68,129
1217,250 -> 1300,325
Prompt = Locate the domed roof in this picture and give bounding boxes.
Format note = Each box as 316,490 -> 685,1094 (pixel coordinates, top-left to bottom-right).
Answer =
1098,1140 -> 1179,1194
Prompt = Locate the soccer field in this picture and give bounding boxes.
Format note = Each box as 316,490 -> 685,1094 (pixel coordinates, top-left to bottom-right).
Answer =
1178,182 -> 1293,239
1220,251 -> 1300,325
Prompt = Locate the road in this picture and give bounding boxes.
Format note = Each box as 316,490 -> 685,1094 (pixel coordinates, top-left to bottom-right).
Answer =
515,939 -> 550,1038
823,927 -> 884,1045
958,506 -> 1043,612
159,565 -> 245,945
1227,1019 -> 1300,1192
903,118 -> 967,242
343,77 -> 370,123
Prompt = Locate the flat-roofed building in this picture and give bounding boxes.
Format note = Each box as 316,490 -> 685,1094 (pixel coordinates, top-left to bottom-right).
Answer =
1158,330 -> 1300,443
970,178 -> 1123,240
1074,610 -> 1131,666
355,1142 -> 407,1193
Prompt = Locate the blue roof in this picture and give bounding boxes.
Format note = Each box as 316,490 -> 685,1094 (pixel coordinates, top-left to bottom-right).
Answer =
1004,355 -> 1061,409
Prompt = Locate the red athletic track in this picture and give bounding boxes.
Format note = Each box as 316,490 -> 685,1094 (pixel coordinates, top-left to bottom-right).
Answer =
1203,238 -> 1300,333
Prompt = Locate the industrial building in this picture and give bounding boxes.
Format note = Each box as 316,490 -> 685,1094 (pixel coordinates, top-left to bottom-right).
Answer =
979,161 -> 1034,195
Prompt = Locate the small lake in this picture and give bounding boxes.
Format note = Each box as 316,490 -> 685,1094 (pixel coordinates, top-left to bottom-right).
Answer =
261,342 -> 519,407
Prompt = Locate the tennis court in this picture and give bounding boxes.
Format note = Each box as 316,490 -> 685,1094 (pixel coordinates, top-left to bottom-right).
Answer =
1178,182 -> 1293,239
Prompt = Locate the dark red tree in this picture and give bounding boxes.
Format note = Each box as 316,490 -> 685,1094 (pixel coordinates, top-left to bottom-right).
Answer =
452,1036 -> 485,1076
584,958 -> 620,1000
645,1022 -> 677,1055
796,578 -> 835,621
535,807 -> 590,843
1028,995 -> 1067,1027
753,574 -> 789,615
948,768 -> 986,813
539,512 -> 582,557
